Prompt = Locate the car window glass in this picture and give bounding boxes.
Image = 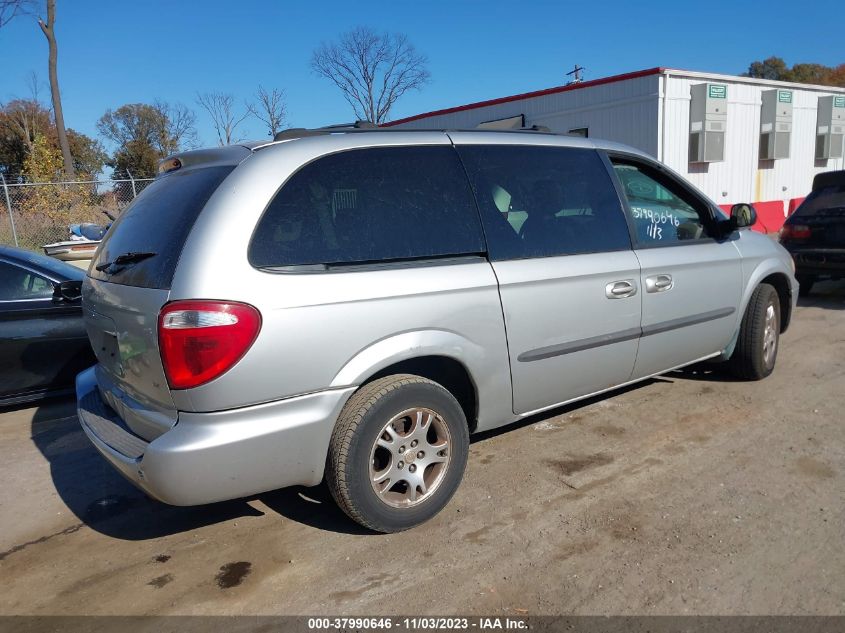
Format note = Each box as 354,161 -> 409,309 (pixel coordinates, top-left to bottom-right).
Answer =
612,162 -> 711,244
250,146 -> 484,267
794,184 -> 845,217
457,145 -> 631,260
90,166 -> 234,289
0,262 -> 54,301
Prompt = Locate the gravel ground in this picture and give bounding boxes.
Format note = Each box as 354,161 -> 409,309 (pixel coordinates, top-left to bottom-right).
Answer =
1,282 -> 843,617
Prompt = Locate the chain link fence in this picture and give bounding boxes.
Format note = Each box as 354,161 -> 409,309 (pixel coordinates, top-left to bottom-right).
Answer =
0,174 -> 154,252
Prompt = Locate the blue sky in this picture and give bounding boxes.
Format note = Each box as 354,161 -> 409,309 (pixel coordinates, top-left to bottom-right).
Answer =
0,0 -> 838,153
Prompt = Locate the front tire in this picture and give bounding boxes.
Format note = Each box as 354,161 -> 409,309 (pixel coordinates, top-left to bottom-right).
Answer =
728,283 -> 780,380
326,374 -> 469,533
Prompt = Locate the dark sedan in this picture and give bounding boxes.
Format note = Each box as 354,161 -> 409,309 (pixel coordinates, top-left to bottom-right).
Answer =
781,170 -> 845,296
0,245 -> 95,406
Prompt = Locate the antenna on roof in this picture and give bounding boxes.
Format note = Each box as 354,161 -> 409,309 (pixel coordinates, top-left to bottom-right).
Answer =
566,65 -> 585,84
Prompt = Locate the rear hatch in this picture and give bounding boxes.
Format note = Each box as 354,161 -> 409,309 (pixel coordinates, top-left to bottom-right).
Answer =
84,162 -> 236,441
783,182 -> 845,250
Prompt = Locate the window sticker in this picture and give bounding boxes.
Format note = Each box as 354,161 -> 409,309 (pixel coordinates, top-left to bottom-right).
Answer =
629,205 -> 685,241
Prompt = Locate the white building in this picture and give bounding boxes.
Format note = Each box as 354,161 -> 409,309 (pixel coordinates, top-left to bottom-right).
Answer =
388,67 -> 845,224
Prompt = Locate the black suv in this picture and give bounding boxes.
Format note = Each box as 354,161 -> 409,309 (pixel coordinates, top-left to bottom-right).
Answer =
781,171 -> 845,296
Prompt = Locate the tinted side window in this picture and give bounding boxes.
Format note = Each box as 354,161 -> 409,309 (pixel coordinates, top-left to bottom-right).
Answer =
250,146 -> 484,268
457,146 -> 631,260
90,166 -> 234,289
612,161 -> 713,244
794,184 -> 845,217
0,262 -> 53,301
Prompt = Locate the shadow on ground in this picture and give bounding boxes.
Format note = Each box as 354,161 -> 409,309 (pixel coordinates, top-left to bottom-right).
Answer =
29,397 -> 263,541
668,364 -> 740,383
259,484 -> 374,536
798,280 -> 845,310
25,354 -> 747,538
469,378 -> 663,444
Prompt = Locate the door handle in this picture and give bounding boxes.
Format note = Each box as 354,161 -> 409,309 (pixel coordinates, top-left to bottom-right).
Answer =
646,274 -> 674,293
606,280 -> 637,299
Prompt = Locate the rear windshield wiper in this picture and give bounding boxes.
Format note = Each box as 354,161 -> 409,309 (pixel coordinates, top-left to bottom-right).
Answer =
95,251 -> 156,272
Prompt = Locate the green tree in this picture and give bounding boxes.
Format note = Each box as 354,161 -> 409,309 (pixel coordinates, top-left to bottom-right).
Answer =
745,57 -> 791,81
66,128 -> 107,176
745,57 -> 845,87
97,102 -> 196,178
789,63 -> 831,85
22,131 -> 61,180
0,98 -> 104,178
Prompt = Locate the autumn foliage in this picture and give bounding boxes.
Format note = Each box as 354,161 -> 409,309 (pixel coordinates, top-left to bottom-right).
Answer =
745,57 -> 845,87
18,133 -> 100,232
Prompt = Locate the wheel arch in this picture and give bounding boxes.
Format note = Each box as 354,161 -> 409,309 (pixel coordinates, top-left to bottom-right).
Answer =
364,356 -> 479,433
760,272 -> 793,332
330,330 -> 496,433
740,262 -> 794,334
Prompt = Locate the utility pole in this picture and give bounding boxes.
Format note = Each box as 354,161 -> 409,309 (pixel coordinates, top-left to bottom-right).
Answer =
566,65 -> 585,84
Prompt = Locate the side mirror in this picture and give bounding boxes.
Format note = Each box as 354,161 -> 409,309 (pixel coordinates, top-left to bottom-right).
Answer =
730,203 -> 757,229
53,280 -> 82,303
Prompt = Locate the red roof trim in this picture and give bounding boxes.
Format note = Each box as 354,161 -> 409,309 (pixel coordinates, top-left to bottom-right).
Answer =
383,67 -> 666,127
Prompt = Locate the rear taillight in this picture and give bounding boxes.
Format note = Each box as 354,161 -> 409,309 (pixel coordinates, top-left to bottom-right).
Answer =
158,300 -> 261,390
781,224 -> 811,240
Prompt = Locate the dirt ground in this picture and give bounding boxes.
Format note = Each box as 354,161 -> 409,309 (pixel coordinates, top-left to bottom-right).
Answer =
1,283 -> 844,617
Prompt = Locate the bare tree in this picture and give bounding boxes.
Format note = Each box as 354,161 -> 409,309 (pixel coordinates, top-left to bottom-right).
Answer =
0,0 -> 31,27
0,0 -> 76,177
247,86 -> 287,138
0,71 -> 48,158
196,92 -> 250,146
26,69 -> 42,102
154,100 -> 198,153
311,26 -> 430,124
1,98 -> 51,157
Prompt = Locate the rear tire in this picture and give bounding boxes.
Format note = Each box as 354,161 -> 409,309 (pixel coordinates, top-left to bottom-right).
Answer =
728,283 -> 780,380
326,374 -> 469,533
797,275 -> 815,297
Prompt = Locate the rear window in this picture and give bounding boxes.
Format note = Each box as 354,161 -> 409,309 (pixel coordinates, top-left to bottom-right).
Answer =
794,184 -> 845,217
249,146 -> 484,268
90,166 -> 233,289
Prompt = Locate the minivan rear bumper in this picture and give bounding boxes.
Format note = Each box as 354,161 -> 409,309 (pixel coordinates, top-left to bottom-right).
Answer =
76,366 -> 355,505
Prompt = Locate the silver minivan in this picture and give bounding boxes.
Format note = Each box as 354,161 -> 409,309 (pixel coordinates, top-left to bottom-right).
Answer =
76,129 -> 797,532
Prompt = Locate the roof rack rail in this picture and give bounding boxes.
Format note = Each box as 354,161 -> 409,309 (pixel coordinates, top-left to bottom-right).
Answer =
270,122 -> 567,143
272,128 -> 326,141
320,120 -> 378,130
273,120 -> 378,141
